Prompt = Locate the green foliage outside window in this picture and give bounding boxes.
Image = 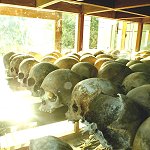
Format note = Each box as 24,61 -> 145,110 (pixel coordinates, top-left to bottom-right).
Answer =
89,16 -> 99,49
62,13 -> 76,49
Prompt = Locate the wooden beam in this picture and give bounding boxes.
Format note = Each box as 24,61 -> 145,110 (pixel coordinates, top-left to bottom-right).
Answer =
36,0 -> 61,8
90,11 -> 116,19
121,21 -> 127,49
115,0 -> 150,9
0,0 -> 36,7
135,22 -> 143,51
115,11 -> 143,19
62,0 -> 114,8
77,12 -> 84,52
46,1 -> 82,13
82,4 -> 109,14
55,12 -> 62,51
0,4 -> 57,20
142,17 -> 150,23
123,6 -> 150,16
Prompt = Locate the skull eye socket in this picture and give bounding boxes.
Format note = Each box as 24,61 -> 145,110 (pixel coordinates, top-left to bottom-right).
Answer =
23,78 -> 27,84
42,100 -> 46,105
11,67 -> 14,72
27,78 -> 35,86
72,103 -> 78,112
48,92 -> 57,102
18,73 -> 24,79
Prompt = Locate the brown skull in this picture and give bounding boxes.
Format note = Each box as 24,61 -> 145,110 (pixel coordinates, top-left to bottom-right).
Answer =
27,62 -> 59,97
133,117 -> 150,150
39,69 -> 81,113
66,78 -> 119,121
54,57 -> 78,69
71,62 -> 98,80
18,58 -> 39,86
9,54 -> 33,78
122,72 -> 150,93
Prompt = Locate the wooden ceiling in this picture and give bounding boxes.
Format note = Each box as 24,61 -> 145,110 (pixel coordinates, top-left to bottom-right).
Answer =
0,0 -> 150,22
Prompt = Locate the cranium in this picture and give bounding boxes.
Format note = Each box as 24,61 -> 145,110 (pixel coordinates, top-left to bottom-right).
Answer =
93,50 -> 104,57
54,57 -> 78,69
39,69 -> 81,113
71,62 -> 98,80
9,54 -> 33,78
96,54 -> 113,60
94,58 -> 112,70
29,136 -> 73,150
46,51 -> 62,58
122,72 -> 150,93
18,58 -> 39,86
27,62 -> 59,97
40,56 -> 57,64
3,52 -> 15,70
126,60 -> 142,67
98,62 -> 132,92
115,58 -> 129,65
66,78 -> 118,121
127,84 -> 150,114
129,63 -> 150,74
27,51 -> 42,61
80,54 -> 97,65
133,117 -> 150,150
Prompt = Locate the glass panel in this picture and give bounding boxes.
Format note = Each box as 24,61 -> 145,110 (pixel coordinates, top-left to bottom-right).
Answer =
140,24 -> 150,50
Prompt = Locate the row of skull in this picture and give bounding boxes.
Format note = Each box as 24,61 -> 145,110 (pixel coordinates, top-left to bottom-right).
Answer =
3,49 -> 150,149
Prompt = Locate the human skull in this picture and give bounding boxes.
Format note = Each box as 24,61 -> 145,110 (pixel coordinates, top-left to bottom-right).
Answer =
127,84 -> 150,114
40,56 -> 57,64
29,136 -> 73,150
129,63 -> 150,74
9,54 -> 33,78
18,58 -> 39,86
54,57 -> 78,69
66,78 -> 119,121
126,60 -> 142,67
96,54 -> 113,60
3,52 -> 15,69
98,62 -> 132,92
27,51 -> 43,61
80,54 -> 97,65
27,62 -> 59,97
122,72 -> 150,93
132,117 -> 150,150
39,69 -> 81,113
71,62 -> 98,80
115,58 -> 129,65
94,58 -> 112,70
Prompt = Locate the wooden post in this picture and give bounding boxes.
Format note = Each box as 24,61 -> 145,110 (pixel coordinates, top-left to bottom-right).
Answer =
121,21 -> 127,50
135,22 -> 143,52
55,12 -> 62,51
74,121 -> 79,133
77,13 -> 84,52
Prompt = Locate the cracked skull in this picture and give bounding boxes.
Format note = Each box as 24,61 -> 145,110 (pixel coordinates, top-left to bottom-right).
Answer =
66,78 -> 119,121
27,62 -> 59,97
39,69 -> 81,113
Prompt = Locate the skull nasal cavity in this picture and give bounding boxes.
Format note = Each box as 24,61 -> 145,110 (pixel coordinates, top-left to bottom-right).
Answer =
18,73 -> 24,79
28,78 -> 35,86
72,103 -> 78,112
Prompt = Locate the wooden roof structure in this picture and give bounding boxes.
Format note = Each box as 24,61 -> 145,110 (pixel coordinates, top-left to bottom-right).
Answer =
0,0 -> 149,23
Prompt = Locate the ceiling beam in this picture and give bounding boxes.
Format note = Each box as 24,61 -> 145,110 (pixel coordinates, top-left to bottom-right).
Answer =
0,4 -> 57,20
0,0 -> 36,7
123,6 -> 150,16
90,11 -> 116,19
45,2 -> 82,13
115,0 -> 150,9
142,17 -> 150,23
36,0 -> 61,8
82,4 -> 109,14
115,11 -> 143,19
